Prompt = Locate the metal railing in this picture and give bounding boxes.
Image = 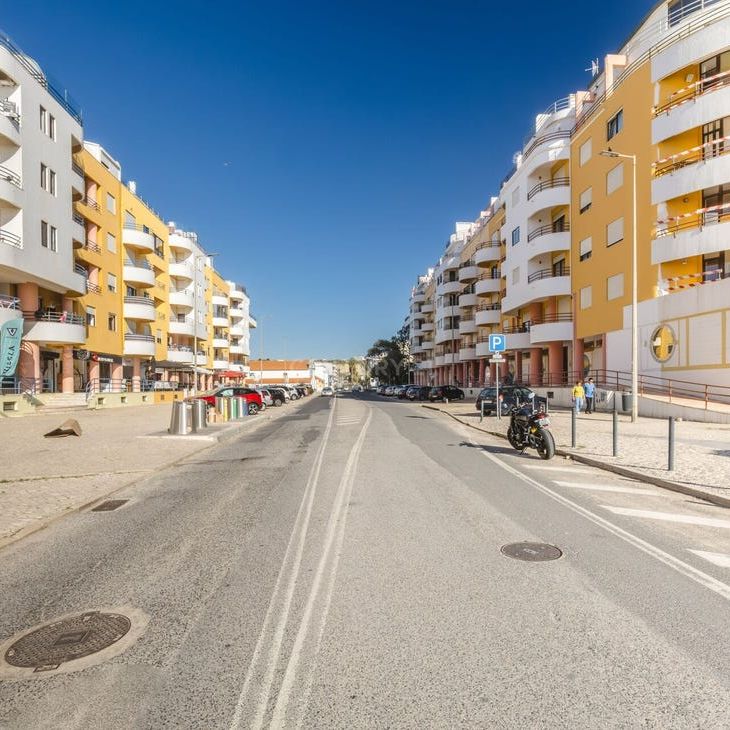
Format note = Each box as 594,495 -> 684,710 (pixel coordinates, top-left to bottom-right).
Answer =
86,281 -> 101,294
478,272 -> 501,281
653,135 -> 730,177
71,161 -> 84,178
527,267 -> 570,283
0,377 -> 47,395
527,222 -> 570,242
0,229 -> 21,248
83,239 -> 101,253
654,203 -> 730,238
124,295 -> 155,306
0,98 -> 20,125
72,212 -> 85,227
0,294 -> 19,309
124,333 -> 155,342
124,258 -> 152,270
654,68 -> 730,117
123,223 -> 153,233
502,322 -> 531,334
527,177 -> 570,201
475,240 -> 501,251
74,263 -> 87,277
35,311 -> 85,325
79,196 -> 100,211
522,130 -> 571,161
0,164 -> 21,187
476,302 -> 501,311
530,312 -> 573,325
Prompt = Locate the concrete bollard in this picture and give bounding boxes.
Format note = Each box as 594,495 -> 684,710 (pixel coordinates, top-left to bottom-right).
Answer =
668,417 -> 675,471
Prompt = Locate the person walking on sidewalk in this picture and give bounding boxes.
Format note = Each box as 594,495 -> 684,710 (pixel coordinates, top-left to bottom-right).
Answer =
584,377 -> 596,414
572,379 -> 585,414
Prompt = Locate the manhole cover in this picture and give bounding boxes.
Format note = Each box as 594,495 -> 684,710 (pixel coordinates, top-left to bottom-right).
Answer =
4,612 -> 131,671
91,499 -> 128,512
501,542 -> 562,562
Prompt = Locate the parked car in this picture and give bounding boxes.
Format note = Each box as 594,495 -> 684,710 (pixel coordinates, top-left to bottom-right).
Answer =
294,385 -> 307,398
396,385 -> 410,399
407,385 -> 431,401
194,386 -> 263,415
267,387 -> 287,406
428,385 -> 465,402
377,385 -> 387,395
321,386 -> 334,396
475,385 -> 546,415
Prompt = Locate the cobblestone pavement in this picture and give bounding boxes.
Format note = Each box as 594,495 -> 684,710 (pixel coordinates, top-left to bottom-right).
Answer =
428,402 -> 730,502
0,402 -> 301,546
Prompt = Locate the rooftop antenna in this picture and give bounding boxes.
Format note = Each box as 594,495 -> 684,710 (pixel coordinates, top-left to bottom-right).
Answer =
585,59 -> 599,77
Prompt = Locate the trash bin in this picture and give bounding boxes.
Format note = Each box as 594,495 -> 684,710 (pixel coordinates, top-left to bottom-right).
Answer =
191,399 -> 207,431
237,396 -> 248,418
230,396 -> 239,420
621,392 -> 633,412
215,396 -> 228,422
168,400 -> 192,435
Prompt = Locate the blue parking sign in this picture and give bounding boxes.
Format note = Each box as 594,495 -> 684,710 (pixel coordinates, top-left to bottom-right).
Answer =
489,334 -> 506,352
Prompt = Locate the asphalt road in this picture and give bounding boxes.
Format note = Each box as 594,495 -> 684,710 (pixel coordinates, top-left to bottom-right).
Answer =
1,392 -> 729,728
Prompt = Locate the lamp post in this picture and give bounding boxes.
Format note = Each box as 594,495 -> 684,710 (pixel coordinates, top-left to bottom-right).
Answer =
192,251 -> 218,398
600,149 -> 638,423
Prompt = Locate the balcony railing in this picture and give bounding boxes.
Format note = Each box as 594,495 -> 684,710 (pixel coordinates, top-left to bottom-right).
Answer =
83,239 -> 101,253
530,312 -> 573,325
86,281 -> 101,294
476,240 -> 501,251
0,229 -> 21,248
0,164 -> 21,187
527,221 -> 570,242
527,177 -> 570,201
654,68 -> 730,117
79,196 -> 100,211
478,272 -> 501,281
655,201 -> 730,237
665,269 -> 728,290
35,311 -> 85,325
73,212 -> 85,227
0,294 -> 20,309
476,302 -> 501,311
74,263 -> 87,277
654,135 -> 730,177
71,161 -> 84,178
527,267 -> 570,283
124,295 -> 155,306
0,98 -> 20,125
502,322 -> 531,334
522,130 -> 571,161
125,258 -> 152,269
124,333 -> 155,342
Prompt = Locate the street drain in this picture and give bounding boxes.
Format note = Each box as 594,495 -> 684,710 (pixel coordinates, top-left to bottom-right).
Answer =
0,607 -> 149,679
501,542 -> 562,562
91,499 -> 128,512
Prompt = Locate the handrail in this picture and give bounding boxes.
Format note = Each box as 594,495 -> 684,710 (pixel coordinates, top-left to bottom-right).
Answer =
476,302 -> 501,311
476,240 -> 501,250
124,258 -> 152,270
83,239 -> 101,253
530,312 -> 573,325
522,130 -> 571,161
478,272 -> 501,281
0,98 -> 19,123
73,263 -> 87,277
0,294 -> 20,309
124,295 -> 154,306
123,223 -> 154,233
654,200 -> 730,237
72,212 -> 85,227
71,161 -> 84,178
79,196 -> 100,212
0,164 -> 21,187
502,322 -> 531,334
654,135 -> 730,177
0,229 -> 21,248
653,68 -> 730,117
86,281 -> 101,294
124,333 -> 155,341
35,311 -> 84,325
527,222 -> 570,242
527,177 -> 570,201
527,267 -> 570,283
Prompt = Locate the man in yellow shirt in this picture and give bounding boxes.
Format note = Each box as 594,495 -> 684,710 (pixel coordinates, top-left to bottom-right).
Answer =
572,380 -> 585,413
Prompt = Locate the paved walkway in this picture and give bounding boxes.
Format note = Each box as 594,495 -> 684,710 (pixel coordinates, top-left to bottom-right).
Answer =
0,402 -> 301,548
427,402 -> 730,504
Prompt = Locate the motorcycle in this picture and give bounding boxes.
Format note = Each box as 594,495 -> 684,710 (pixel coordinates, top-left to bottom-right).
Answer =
506,394 -> 555,460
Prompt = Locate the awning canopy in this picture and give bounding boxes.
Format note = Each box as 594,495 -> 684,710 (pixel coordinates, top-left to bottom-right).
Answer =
221,370 -> 245,378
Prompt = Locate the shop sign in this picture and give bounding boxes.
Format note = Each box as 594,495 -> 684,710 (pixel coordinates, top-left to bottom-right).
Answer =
0,318 -> 23,376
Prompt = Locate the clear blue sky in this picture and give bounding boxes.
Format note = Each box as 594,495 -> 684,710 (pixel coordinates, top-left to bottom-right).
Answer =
6,0 -> 648,359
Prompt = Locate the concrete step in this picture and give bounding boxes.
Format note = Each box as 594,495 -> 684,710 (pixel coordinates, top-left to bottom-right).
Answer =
35,393 -> 88,412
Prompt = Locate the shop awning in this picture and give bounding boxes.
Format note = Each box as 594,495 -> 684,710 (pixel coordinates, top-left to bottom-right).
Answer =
221,370 -> 245,378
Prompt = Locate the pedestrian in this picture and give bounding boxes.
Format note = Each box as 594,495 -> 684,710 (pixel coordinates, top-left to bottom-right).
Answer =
572,379 -> 585,414
584,377 -> 596,414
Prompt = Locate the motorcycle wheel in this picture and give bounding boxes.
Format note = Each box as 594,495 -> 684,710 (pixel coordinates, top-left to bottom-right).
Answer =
536,428 -> 555,460
507,427 -> 522,451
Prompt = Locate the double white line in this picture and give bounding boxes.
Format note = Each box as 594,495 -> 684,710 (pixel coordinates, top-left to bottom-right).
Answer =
229,398 -> 372,729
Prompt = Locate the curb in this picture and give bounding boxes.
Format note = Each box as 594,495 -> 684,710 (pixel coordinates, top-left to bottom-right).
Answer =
422,404 -> 730,510
0,399 -> 308,554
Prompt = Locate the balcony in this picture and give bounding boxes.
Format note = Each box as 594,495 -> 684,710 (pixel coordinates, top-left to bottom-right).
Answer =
0,99 -> 20,145
459,263 -> 479,283
212,294 -> 229,307
212,315 -> 228,327
411,292 -> 426,304
653,71 -> 730,144
169,260 -> 194,281
123,261 -> 155,287
475,274 -> 501,296
167,347 -> 195,364
529,314 -> 573,344
434,328 -> 459,344
0,294 -> 20,325
521,130 -> 571,177
411,324 -> 423,337
459,346 -> 476,360
213,359 -> 230,371
412,309 -> 426,322
122,224 -> 155,253
229,307 -> 245,319
229,285 -> 246,301
652,144 -> 730,205
420,339 -> 434,351
420,303 -> 434,314
24,311 -> 85,344
169,289 -> 195,308
441,255 -> 460,273
71,160 -> 84,195
458,318 -> 477,335
459,292 -> 477,308
652,208 -> 730,265
0,164 -> 22,208
475,305 -> 501,326
526,177 -> 570,214
504,329 -> 531,350
526,222 -> 571,259
474,242 -> 501,266
212,337 -> 229,348
417,360 -> 434,370
123,295 -> 156,321
523,268 -> 571,301
436,280 -> 461,296
0,228 -> 22,250
169,232 -> 195,253
124,333 -> 156,357
420,322 -> 434,332
433,355 -> 444,368
168,317 -> 195,336
229,344 -> 244,355
229,324 -> 245,336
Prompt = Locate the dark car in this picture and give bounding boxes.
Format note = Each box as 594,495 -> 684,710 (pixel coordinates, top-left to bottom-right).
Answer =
475,385 -> 545,415
195,386 -> 263,415
406,385 -> 431,401
267,387 -> 288,406
428,385 -> 465,402
396,385 -> 410,399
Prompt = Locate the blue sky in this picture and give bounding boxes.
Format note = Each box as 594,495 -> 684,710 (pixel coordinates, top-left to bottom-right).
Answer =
6,1 -> 649,358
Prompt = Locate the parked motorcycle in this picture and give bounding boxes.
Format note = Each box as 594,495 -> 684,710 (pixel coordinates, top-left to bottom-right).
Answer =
506,394 -> 555,460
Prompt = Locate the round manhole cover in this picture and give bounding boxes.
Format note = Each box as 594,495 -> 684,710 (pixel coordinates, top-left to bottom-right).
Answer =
501,542 -> 562,562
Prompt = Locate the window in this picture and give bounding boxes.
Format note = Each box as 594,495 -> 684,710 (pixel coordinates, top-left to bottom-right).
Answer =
108,273 -> 117,293
579,236 -> 593,261
106,193 -> 116,213
511,226 -> 520,246
511,187 -> 520,207
49,169 -> 56,196
156,329 -> 162,344
107,233 -> 116,252
49,114 -> 56,140
108,313 -> 117,331
87,306 -> 96,327
579,187 -> 592,214
40,164 -> 56,195
580,286 -> 592,310
607,163 -> 624,194
40,163 -> 47,190
607,273 -> 624,300
512,267 -> 520,285
607,109 -> 623,140
41,220 -> 48,248
49,225 -> 57,252
40,106 -> 47,134
607,217 -> 624,246
579,138 -> 592,166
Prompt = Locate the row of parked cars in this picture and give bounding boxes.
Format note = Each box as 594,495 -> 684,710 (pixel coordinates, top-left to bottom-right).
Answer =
376,384 -> 466,402
195,383 -> 313,415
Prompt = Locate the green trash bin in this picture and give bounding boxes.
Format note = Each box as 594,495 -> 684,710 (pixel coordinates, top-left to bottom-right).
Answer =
621,392 -> 633,412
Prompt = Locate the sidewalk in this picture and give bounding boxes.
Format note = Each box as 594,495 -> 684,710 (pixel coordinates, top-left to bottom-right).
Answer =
425,402 -> 730,506
0,402 -> 296,548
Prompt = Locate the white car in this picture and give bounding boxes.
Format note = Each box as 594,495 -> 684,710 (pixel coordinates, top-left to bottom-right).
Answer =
321,387 -> 334,396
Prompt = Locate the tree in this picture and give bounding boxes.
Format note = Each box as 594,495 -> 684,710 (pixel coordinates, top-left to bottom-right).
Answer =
367,327 -> 413,385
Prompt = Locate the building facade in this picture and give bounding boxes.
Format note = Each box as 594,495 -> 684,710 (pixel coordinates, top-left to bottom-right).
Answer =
409,0 -> 730,390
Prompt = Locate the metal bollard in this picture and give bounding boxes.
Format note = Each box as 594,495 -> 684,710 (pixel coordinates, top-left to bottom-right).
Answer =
668,417 -> 675,471
571,406 -> 577,448
191,399 -> 207,432
612,395 -> 619,457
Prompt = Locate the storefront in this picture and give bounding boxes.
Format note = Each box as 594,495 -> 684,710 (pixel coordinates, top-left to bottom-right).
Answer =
73,350 -> 123,391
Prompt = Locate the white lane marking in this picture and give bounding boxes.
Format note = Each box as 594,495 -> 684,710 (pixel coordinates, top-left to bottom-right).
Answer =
554,481 -> 658,495
603,507 -> 730,530
523,465 -> 595,474
472,442 -> 730,602
688,550 -> 730,568
228,397 -> 337,730
270,409 -> 373,728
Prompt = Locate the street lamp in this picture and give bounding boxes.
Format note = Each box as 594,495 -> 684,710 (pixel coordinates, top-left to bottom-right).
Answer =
192,251 -> 218,398
600,148 -> 638,423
